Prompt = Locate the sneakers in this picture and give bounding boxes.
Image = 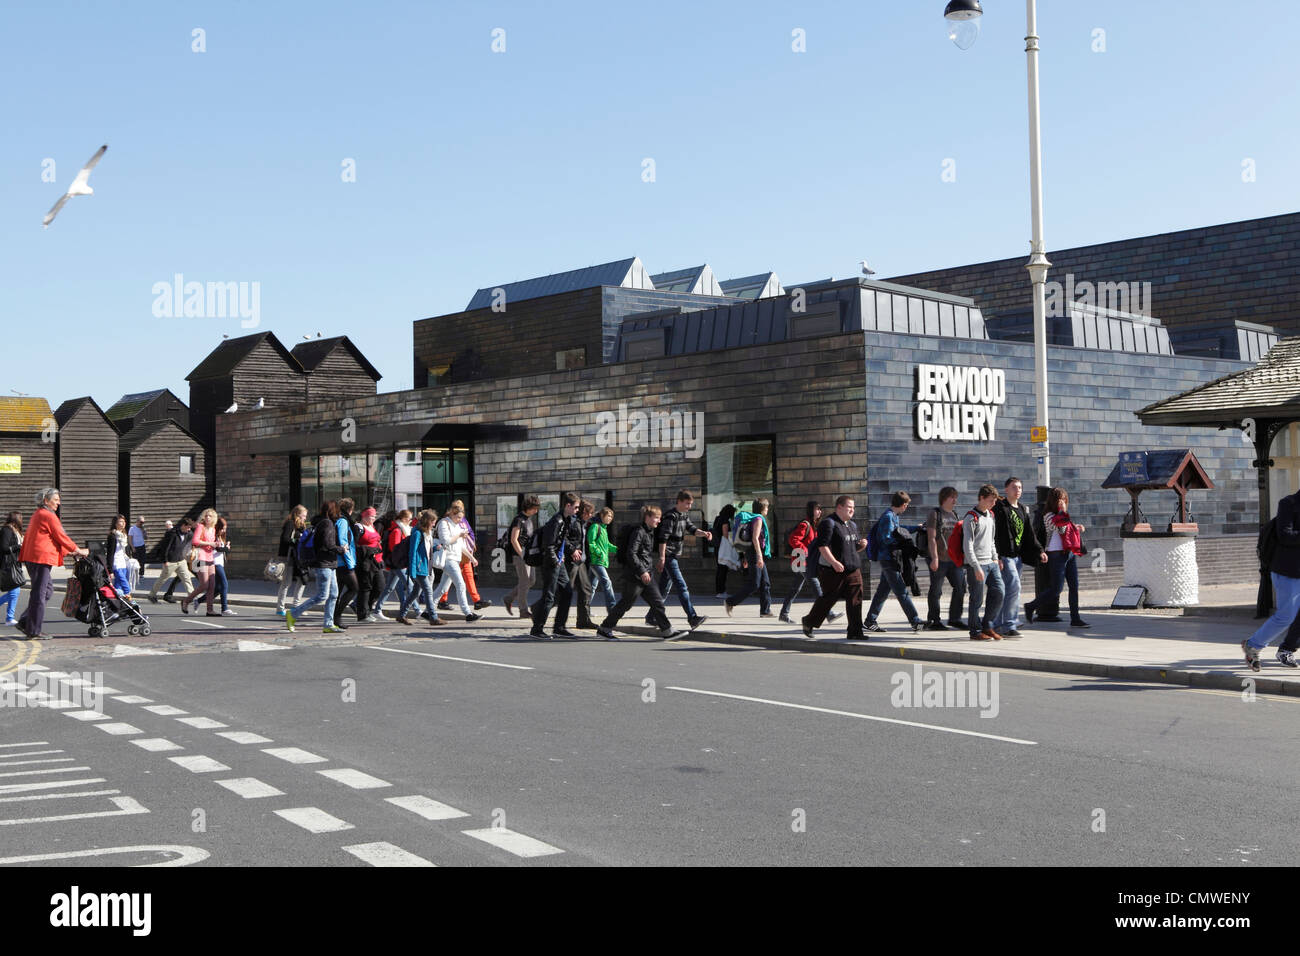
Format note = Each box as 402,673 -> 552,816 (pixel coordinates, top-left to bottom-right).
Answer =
323,624 -> 343,634
924,621 -> 949,631
1000,628 -> 1023,639
222,609 -> 238,616
373,610 -> 392,621
759,611 -> 775,618
596,626 -> 618,641
910,620 -> 923,632
1243,640 -> 1261,672
660,628 -> 690,640
474,600 -> 492,610
464,613 -> 482,623
529,629 -> 551,641
275,608 -> 286,617
779,613 -> 793,624
285,611 -> 296,632
1069,619 -> 1091,629
864,621 -> 884,633
149,595 -> 159,605
800,617 -> 814,639
1277,649 -> 1298,668
552,626 -> 575,638
828,610 -> 842,623
689,615 -> 708,630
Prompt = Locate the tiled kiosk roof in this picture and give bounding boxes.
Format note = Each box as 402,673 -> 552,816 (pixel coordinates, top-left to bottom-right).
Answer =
1137,336 -> 1300,426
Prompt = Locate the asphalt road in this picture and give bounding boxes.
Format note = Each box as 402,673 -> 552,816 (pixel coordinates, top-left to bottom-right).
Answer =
2,598 -> 1295,866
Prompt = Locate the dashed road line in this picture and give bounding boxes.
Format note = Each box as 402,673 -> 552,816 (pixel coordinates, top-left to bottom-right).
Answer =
131,738 -> 183,753
342,842 -> 435,867
0,788 -> 120,803
385,795 -> 469,821
365,645 -> 534,671
94,723 -> 143,736
0,778 -> 106,794
176,717 -> 227,729
62,710 -> 108,721
0,749 -> 63,758
0,742 -> 49,749
168,755 -> 230,774
0,758 -> 75,768
112,695 -> 154,703
0,766 -> 92,778
263,747 -> 327,765
274,806 -> 354,834
143,705 -> 187,716
0,795 -> 148,827
214,777 -> 283,799
462,827 -> 564,858
666,685 -> 1039,746
317,768 -> 391,790
238,640 -> 289,652
216,731 -> 272,745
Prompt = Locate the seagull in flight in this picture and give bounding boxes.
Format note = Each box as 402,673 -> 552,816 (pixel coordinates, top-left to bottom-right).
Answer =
43,145 -> 108,228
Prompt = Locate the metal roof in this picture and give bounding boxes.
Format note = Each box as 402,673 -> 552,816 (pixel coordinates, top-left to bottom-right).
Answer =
0,397 -> 54,433
719,272 -> 783,300
1138,336 -> 1300,426
53,396 -> 113,430
106,389 -> 169,421
1101,449 -> 1213,490
117,418 -> 204,454
290,336 -> 382,381
186,332 -> 304,381
466,257 -> 653,311
649,265 -> 724,297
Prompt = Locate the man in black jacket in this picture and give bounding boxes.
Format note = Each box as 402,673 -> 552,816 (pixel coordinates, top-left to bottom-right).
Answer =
148,518 -> 194,603
597,505 -> 687,641
286,503 -> 347,634
1243,489 -> 1300,670
646,489 -> 712,630
992,477 -> 1047,637
530,492 -> 585,639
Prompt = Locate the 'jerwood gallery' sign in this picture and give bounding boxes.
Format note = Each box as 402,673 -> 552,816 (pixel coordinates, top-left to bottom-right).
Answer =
914,364 -> 1006,441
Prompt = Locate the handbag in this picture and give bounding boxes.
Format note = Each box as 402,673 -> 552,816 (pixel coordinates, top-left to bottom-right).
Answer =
717,536 -> 742,571
431,545 -> 449,571
0,557 -> 27,591
263,558 -> 285,582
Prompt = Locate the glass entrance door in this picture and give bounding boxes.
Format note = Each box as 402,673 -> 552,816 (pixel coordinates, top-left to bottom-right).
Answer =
422,446 -> 473,522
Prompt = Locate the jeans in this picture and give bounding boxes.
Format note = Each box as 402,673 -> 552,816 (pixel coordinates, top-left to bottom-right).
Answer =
805,567 -> 864,638
292,568 -> 339,625
376,568 -> 408,613
430,558 -> 472,615
866,559 -> 922,625
334,568 -> 358,627
1246,573 -> 1300,651
214,564 -> 228,611
589,564 -> 617,611
995,556 -> 1022,631
728,559 -> 771,614
966,561 -> 1007,635
658,555 -> 700,622
781,566 -> 830,617
927,560 -> 966,623
1026,551 -> 1080,622
602,571 -> 671,632
400,572 -> 441,621
531,559 -> 573,630
17,562 -> 53,637
0,586 -> 18,622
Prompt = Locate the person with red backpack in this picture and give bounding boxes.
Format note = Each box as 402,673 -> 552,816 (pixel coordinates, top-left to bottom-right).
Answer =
779,501 -> 840,625
863,491 -> 924,633
961,484 -> 1007,640
373,509 -> 413,618
922,487 -> 966,631
1024,487 -> 1090,630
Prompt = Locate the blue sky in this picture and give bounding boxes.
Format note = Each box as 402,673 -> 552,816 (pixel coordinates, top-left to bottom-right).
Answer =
4,0 -> 1298,407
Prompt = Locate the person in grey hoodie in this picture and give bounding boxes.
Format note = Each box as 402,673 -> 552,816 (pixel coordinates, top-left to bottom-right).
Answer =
963,484 -> 1007,641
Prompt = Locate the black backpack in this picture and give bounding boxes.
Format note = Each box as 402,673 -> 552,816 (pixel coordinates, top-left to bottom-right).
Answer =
615,524 -> 637,566
1259,518 -> 1279,572
523,517 -> 543,567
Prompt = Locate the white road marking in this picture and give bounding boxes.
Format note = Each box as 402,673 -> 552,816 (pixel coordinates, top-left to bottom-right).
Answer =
238,640 -> 289,652
143,705 -> 187,716
0,789 -> 120,803
665,686 -> 1039,746
63,710 -> 108,721
0,844 -> 207,867
168,755 -> 230,774
214,777 -> 283,799
263,747 -> 327,764
342,842 -> 435,867
57,678 -> 95,688
36,701 -> 78,710
385,795 -> 469,821
215,731 -> 272,745
131,738 -> 183,753
111,645 -> 170,657
0,758 -> 75,768
94,723 -> 143,736
462,827 -> 564,858
317,768 -> 391,790
112,695 -> 154,703
366,645 -> 534,671
175,716 -> 227,729
94,687 -> 121,695
0,778 -> 106,794
274,806 -> 354,834
0,766 -> 91,778
0,749 -> 63,758
0,742 -> 49,748
181,619 -> 224,628
0,795 -> 149,826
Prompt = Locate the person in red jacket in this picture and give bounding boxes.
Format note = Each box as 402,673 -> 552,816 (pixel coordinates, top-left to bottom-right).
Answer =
779,501 -> 841,625
17,488 -> 89,639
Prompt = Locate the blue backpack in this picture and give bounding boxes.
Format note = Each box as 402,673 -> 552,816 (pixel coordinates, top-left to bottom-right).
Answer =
295,524 -> 317,566
865,515 -> 887,562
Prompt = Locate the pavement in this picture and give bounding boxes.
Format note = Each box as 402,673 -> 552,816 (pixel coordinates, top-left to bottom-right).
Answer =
17,566 -> 1292,696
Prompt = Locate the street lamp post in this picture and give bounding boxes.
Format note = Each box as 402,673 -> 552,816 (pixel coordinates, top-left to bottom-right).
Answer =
944,0 -> 1052,489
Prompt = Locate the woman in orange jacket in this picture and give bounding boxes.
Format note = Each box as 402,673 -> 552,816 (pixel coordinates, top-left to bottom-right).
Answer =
17,488 -> 88,639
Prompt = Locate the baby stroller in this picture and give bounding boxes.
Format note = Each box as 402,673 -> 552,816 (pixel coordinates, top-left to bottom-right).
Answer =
69,552 -> 152,638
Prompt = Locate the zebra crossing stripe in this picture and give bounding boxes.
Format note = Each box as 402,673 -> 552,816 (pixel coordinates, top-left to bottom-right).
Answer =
216,731 -> 273,745
385,795 -> 470,821
94,723 -> 143,736
342,842 -> 435,867
317,768 -> 391,790
143,705 -> 187,716
462,827 -> 564,858
168,755 -> 230,774
131,738 -> 183,752
263,747 -> 327,764
176,717 -> 227,729
274,807 -> 354,834
214,777 -> 283,799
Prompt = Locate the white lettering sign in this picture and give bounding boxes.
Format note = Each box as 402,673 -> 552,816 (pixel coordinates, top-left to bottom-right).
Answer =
914,363 -> 1006,442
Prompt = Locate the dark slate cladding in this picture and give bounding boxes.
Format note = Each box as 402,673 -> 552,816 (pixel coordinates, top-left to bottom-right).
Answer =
600,288 -> 736,363
987,308 -> 1175,355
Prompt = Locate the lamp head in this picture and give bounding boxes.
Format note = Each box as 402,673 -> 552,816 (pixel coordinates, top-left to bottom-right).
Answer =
944,0 -> 983,49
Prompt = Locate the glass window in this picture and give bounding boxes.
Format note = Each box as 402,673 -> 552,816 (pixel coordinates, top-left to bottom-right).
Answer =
954,306 -> 970,338
300,455 -> 319,516
395,449 -> 422,512
891,295 -> 909,333
423,448 -> 449,487
368,451 -> 394,515
939,303 -> 954,336
319,455 -> 343,503
907,297 -> 924,335
923,300 -> 939,335
180,455 -> 194,475
703,438 -> 776,532
1271,424 -> 1300,516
